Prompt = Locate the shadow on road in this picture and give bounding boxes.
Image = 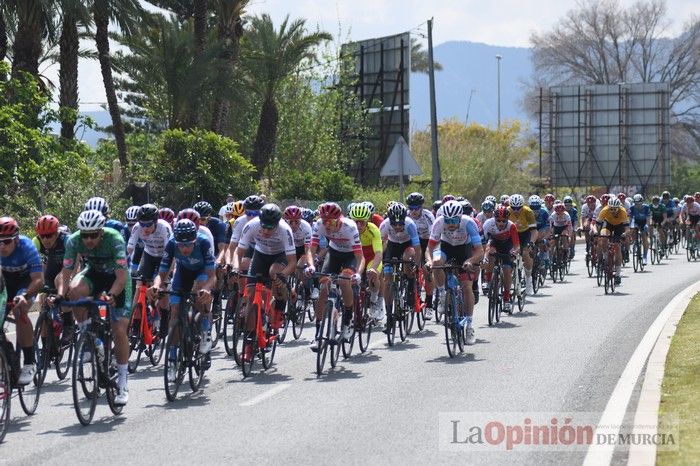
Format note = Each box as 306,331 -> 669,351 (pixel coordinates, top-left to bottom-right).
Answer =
306,367 -> 363,382
143,391 -> 210,410
38,415 -> 125,437
343,352 -> 381,364
406,329 -> 437,339
237,369 -> 293,385
425,353 -> 484,364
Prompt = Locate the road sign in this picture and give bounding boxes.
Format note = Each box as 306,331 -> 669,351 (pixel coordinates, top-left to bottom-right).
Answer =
380,136 -> 422,177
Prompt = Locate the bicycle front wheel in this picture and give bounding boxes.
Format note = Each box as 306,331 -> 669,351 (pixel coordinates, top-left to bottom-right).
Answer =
33,313 -> 51,387
444,290 -> 457,358
164,330 -> 185,401
0,350 -> 10,443
126,309 -> 144,374
292,295 -> 307,340
72,333 -> 98,425
18,335 -> 41,416
357,297 -> 373,353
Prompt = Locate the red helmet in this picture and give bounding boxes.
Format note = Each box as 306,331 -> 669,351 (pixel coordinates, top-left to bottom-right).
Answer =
159,207 -> 175,224
687,195 -> 695,203
0,217 -> 19,238
554,202 -> 566,213
283,205 -> 302,220
694,192 -> 700,200
618,192 -> 627,201
494,206 -> 509,221
442,194 -> 456,203
544,194 -> 555,203
586,195 -> 596,204
318,202 -> 342,220
177,208 -> 201,225
600,193 -> 611,205
35,215 -> 60,236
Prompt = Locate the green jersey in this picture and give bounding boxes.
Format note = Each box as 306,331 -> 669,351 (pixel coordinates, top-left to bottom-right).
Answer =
63,228 -> 128,274
649,203 -> 666,219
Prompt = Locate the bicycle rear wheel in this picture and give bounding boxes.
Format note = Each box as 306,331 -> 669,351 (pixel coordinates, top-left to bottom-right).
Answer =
72,333 -> 98,425
18,335 -> 41,416
329,310 -> 341,369
55,321 -> 74,380
292,295 -> 307,340
0,350 -> 10,443
241,335 -> 255,378
341,315 -> 355,359
261,327 -> 278,370
188,320 -> 205,391
126,308 -> 144,374
104,344 -> 123,416
357,299 -> 372,353
164,327 -> 185,401
33,313 -> 51,387
531,265 -> 540,295
211,294 -> 222,349
222,291 -> 238,357
316,303 -> 333,375
444,290 -> 457,358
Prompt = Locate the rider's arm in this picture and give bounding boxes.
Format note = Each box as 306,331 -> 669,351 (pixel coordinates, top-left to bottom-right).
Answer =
26,271 -> 44,299
108,268 -> 128,296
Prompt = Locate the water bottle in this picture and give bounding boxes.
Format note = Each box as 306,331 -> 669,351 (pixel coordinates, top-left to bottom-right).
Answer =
95,337 -> 105,364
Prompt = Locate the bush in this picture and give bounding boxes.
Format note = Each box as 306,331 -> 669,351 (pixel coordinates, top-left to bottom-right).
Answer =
274,169 -> 357,201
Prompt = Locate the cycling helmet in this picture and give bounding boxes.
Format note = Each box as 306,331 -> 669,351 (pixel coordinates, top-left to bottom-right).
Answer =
230,201 -> 245,218
283,205 -> 302,220
481,201 -> 495,212
349,203 -> 371,222
85,197 -> 109,215
125,206 -> 140,222
563,195 -> 574,205
554,202 -> 566,213
494,205 -> 509,221
363,201 -> 375,213
608,198 -> 622,208
318,202 -> 342,220
673,197 -> 680,203
77,210 -> 105,231
651,195 -> 660,203
617,193 -> 627,201
485,195 -> 497,204
138,203 -> 158,222
510,194 -> 524,208
35,215 -> 60,236
455,196 -> 465,202
177,208 -> 201,224
461,200 -> 473,216
193,201 -> 213,217
544,194 -> 555,203
441,200 -> 462,219
633,194 -> 643,203
600,193 -> 611,205
406,192 -> 425,207
662,191 -> 671,198
386,201 -> 399,212
243,195 -> 264,211
585,195 -> 596,204
528,195 -> 540,204
301,208 -> 315,224
387,203 -> 408,225
173,219 -> 197,242
0,217 -> 18,238
694,192 -> 700,199
529,198 -> 541,210
259,204 -> 282,228
158,207 -> 175,224
432,200 -> 442,212
442,194 -> 456,203
500,194 -> 510,204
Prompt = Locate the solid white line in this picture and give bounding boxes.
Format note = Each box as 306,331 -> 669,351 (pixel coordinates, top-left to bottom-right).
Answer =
583,280 -> 700,466
239,383 -> 290,407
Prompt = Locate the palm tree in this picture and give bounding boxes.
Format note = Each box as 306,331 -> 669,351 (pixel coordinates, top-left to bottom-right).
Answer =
7,0 -> 56,79
0,9 -> 8,81
58,0 -> 92,140
209,0 -> 248,135
245,14 -> 332,179
411,37 -> 442,74
92,0 -> 144,170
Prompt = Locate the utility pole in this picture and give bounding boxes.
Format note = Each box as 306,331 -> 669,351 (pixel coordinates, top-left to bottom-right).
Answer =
496,54 -> 502,129
466,89 -> 475,124
428,18 -> 441,201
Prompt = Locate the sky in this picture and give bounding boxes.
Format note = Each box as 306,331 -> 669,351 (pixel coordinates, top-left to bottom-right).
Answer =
41,0 -> 698,111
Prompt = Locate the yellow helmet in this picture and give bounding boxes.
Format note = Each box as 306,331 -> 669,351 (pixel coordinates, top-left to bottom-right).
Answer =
229,200 -> 245,219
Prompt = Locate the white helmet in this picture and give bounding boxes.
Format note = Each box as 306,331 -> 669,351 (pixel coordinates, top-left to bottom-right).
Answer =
633,194 -> 643,203
485,195 -> 497,204
510,194 -> 524,208
608,198 -> 622,208
77,210 -> 106,231
441,200 -> 463,219
528,195 -> 541,204
85,197 -> 109,215
125,205 -> 140,222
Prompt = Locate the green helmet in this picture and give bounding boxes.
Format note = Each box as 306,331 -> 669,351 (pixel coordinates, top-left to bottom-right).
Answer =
349,203 -> 371,222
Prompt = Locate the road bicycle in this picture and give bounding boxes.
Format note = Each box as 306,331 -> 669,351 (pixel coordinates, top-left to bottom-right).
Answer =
127,279 -> 163,373
431,263 -> 469,358
33,287 -> 74,384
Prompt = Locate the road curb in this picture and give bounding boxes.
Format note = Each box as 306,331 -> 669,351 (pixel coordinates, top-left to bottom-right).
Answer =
626,280 -> 700,465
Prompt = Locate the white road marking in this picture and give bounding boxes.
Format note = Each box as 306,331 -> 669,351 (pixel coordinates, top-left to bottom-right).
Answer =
239,383 -> 290,407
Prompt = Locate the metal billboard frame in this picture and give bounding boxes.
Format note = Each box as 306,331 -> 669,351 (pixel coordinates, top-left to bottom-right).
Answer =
341,32 -> 411,185
538,82 -> 670,193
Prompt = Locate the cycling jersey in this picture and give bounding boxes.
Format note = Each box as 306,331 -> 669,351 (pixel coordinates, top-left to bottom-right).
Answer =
32,232 -> 68,283
206,217 -> 227,254
408,209 -> 435,239
630,204 -> 651,228
549,211 -> 573,228
127,219 -> 172,257
507,206 -> 537,233
359,222 -> 382,263
565,207 -> 578,226
291,220 -> 313,248
580,203 -> 600,221
1,236 -> 43,288
428,215 -> 481,247
533,208 -> 550,231
596,206 -> 630,226
475,211 -> 492,225
64,228 -> 128,273
482,218 -> 519,246
649,203 -> 666,220
379,217 -> 420,246
106,218 -> 128,242
370,213 -> 383,228
198,225 -> 216,257
238,218 -> 296,256
229,215 -> 251,245
681,202 -> 700,217
159,232 -> 215,273
622,199 -> 632,215
311,218 -> 361,254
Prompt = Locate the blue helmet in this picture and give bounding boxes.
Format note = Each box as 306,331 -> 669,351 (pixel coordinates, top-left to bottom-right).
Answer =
173,219 -> 197,242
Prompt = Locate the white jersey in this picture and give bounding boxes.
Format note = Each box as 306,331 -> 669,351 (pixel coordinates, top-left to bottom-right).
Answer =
291,219 -> 313,248
238,218 -> 296,256
580,202 -> 600,221
681,202 -> 700,217
127,219 -> 172,257
549,211 -> 573,228
311,217 -> 361,253
408,209 -> 435,239
379,217 -> 420,245
428,215 -> 482,247
198,225 -> 215,257
229,215 -> 250,245
593,204 -> 605,219
622,199 -> 632,216
475,211 -> 492,225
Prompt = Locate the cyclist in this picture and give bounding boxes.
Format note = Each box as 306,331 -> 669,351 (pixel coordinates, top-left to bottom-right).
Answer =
158,207 -> 175,227
193,201 -> 227,266
218,193 -> 235,221
380,203 -> 422,333
151,219 -> 216,379
85,197 -> 128,242
431,200 -> 442,218
349,203 -> 383,319
224,195 -> 264,268
364,202 -> 383,228
0,217 -> 44,385
563,196 -> 578,258
306,202 -> 364,348
629,194 -> 651,265
661,191 -> 677,247
544,194 -> 555,214
406,192 -> 436,318
125,206 -> 143,282
680,195 -> 700,243
476,200 -> 495,226
596,198 -> 629,285
127,204 -> 172,336
234,204 -> 298,362
499,194 -> 510,207
618,193 -> 631,215
530,196 -> 551,268
649,196 -> 667,249
283,205 -> 314,305
482,206 -> 520,312
580,195 -> 600,252
178,209 -> 214,257
548,201 -> 574,263
426,200 -> 484,344
57,210 -> 131,404
507,194 -> 536,295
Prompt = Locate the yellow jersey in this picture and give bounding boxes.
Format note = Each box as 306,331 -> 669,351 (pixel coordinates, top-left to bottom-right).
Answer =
507,205 -> 537,233
596,206 -> 629,226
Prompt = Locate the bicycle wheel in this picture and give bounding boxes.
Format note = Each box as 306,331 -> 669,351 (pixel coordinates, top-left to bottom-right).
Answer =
126,309 -> 143,374
632,243 -> 639,272
33,313 -> 51,387
72,333 -> 98,425
222,290 -> 238,357
531,265 -> 540,295
188,321 -> 205,392
487,275 -> 498,326
329,308 -> 341,369
241,334 -> 255,378
341,313 -> 355,359
164,327 -> 185,401
261,326 -> 277,370
104,343 -> 123,416
55,323 -> 74,381
292,295 -> 307,340
18,334 -> 41,416
444,290 -> 457,358
211,295 -> 222,349
415,306 -> 425,331
586,253 -> 594,277
357,299 -> 372,353
148,318 -> 165,367
316,303 -> 332,375
0,350 -> 10,443
558,260 -> 565,281
386,285 -> 398,347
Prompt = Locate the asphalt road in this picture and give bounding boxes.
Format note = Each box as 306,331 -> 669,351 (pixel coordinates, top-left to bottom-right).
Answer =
2,249 -> 699,465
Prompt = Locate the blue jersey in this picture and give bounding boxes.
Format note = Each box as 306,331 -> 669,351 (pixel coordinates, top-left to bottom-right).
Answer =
206,217 -> 227,255
663,199 -> 676,211
106,219 -> 128,242
1,236 -> 43,289
534,208 -> 550,231
630,204 -> 651,223
159,232 -> 215,273
565,206 -> 578,226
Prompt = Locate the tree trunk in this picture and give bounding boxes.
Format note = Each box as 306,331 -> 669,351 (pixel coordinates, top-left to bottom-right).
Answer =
0,12 -> 7,81
94,12 -> 129,169
11,12 -> 42,78
210,20 -> 242,135
251,96 -> 278,179
186,0 -> 208,129
59,15 -> 79,141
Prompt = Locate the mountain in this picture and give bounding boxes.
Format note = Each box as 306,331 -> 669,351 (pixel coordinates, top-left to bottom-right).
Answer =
49,111 -> 113,147
410,40 -> 532,130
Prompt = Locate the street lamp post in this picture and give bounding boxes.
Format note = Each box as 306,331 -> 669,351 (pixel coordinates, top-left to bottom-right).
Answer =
496,54 -> 502,129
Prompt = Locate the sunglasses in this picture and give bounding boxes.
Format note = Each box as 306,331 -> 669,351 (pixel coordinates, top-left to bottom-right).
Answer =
39,233 -> 56,239
0,238 -> 15,245
80,231 -> 101,240
246,210 -> 260,217
495,219 -> 507,225
511,206 -> 522,211
444,217 -> 461,225
261,224 -> 276,230
139,221 -> 154,228
176,241 -> 195,247
408,205 -> 422,211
